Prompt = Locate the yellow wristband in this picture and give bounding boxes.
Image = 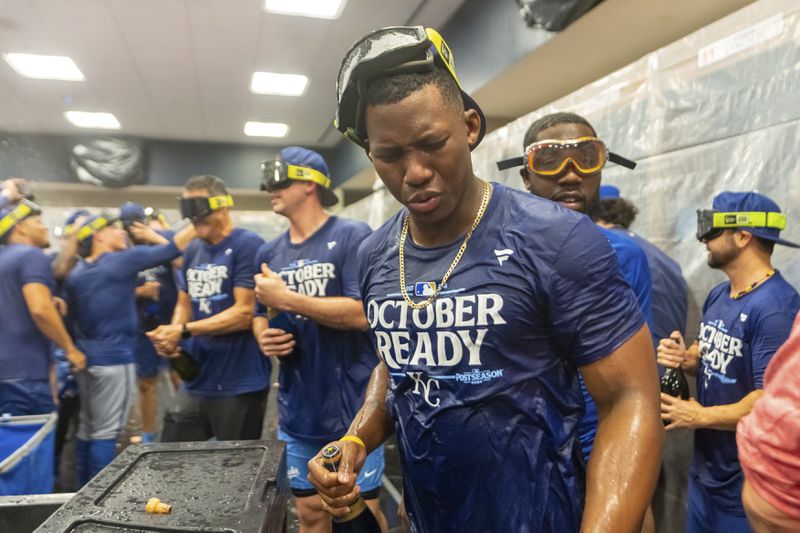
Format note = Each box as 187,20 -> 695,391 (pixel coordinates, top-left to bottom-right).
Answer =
340,435 -> 366,448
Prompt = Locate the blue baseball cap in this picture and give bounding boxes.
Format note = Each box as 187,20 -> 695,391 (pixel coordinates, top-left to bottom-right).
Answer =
65,209 -> 90,227
711,191 -> 799,248
279,146 -> 338,207
119,202 -> 146,223
599,185 -> 621,199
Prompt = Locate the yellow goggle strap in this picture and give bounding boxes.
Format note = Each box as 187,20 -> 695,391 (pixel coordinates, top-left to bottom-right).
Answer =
76,217 -> 111,242
287,165 -> 331,189
208,195 -> 235,210
712,212 -> 787,230
425,28 -> 462,89
0,202 -> 34,238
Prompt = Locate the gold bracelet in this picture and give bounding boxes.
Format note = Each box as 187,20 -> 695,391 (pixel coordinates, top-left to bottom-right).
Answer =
340,435 -> 366,448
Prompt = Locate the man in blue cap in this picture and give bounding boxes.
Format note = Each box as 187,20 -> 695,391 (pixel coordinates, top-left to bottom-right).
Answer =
64,212 -> 194,485
120,202 -> 180,443
0,200 -> 86,415
657,191 -> 800,532
253,147 -> 387,532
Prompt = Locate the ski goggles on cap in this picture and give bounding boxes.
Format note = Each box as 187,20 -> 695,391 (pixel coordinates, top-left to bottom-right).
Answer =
696,210 -> 787,242
179,195 -> 234,221
260,160 -> 331,192
76,216 -> 120,243
496,137 -> 637,173
335,25 -> 486,149
0,199 -> 41,241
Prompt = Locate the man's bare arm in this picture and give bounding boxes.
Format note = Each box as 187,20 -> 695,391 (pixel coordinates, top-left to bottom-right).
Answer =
580,325 -> 662,533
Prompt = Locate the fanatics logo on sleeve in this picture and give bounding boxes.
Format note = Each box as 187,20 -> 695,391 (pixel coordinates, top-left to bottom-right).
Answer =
327,241 -> 337,250
494,249 -> 513,265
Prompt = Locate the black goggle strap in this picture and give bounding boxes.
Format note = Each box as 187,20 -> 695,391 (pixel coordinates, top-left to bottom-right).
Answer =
76,217 -> 111,242
0,199 -> 41,239
495,151 -> 636,171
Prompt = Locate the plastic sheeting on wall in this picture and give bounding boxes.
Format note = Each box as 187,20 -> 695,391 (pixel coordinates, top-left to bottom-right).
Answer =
341,0 -> 800,339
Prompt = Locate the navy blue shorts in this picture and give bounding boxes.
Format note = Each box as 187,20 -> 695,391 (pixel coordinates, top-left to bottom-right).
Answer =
134,335 -> 167,378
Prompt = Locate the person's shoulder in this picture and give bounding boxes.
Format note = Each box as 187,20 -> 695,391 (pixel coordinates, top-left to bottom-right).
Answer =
361,210 -> 403,251
255,232 -> 286,260
230,227 -> 265,249
7,243 -> 49,262
749,272 -> 800,314
600,226 -> 647,259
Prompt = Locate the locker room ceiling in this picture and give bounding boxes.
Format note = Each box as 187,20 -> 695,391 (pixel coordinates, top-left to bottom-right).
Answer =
0,0 -> 466,147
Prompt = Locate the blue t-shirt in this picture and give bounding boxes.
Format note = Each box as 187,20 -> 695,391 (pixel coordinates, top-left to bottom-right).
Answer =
136,230 -> 179,329
254,216 -> 377,441
64,242 -> 181,367
180,227 -> 269,397
576,225 -> 653,460
358,183 -> 644,532
610,227 -> 688,341
693,272 -> 799,514
0,244 -> 56,382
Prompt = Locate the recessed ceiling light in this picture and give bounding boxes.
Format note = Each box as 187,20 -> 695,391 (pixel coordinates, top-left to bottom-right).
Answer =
64,111 -> 121,129
244,121 -> 289,137
4,53 -> 84,81
251,72 -> 308,96
264,0 -> 346,19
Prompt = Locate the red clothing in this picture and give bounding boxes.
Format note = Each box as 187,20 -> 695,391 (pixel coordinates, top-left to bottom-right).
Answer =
737,311 -> 800,518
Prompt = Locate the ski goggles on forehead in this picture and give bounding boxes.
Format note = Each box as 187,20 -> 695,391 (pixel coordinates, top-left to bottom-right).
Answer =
696,209 -> 787,242
179,195 -> 234,221
260,160 -> 331,192
496,137 -> 637,174
336,26 -> 474,148
0,199 -> 41,241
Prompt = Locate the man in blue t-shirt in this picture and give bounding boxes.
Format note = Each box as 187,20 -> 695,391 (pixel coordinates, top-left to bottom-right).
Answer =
657,191 -> 800,532
515,112 -> 654,463
0,200 -> 86,416
120,202 -> 180,444
148,175 -> 269,443
253,147 -> 387,532
307,26 -> 662,533
64,213 -> 193,485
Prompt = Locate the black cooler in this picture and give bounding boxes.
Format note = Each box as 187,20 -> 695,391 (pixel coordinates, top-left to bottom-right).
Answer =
36,440 -> 288,533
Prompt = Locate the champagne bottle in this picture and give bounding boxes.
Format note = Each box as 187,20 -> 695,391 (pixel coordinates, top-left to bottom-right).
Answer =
170,349 -> 200,382
660,367 -> 690,401
321,444 -> 381,533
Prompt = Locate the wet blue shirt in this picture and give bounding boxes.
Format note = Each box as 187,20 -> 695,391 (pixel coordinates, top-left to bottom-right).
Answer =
693,272 -> 799,513
254,216 -> 377,441
359,183 -> 644,532
577,226 -> 653,459
0,244 -> 56,382
64,242 -> 181,367
180,228 -> 269,397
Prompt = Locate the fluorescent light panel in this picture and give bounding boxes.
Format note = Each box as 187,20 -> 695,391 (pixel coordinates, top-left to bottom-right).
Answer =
251,72 -> 308,96
64,111 -> 121,129
244,121 -> 289,137
4,53 -> 84,81
264,0 -> 346,19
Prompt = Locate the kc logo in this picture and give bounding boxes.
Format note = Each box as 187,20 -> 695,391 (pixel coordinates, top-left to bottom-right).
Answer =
408,372 -> 441,407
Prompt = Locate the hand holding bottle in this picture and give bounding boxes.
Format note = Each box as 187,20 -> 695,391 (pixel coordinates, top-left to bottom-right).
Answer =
657,331 -> 687,369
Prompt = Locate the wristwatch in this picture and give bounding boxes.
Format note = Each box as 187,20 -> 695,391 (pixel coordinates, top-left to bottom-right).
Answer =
181,323 -> 192,339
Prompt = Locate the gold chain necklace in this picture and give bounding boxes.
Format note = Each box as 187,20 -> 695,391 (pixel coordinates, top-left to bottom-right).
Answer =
399,182 -> 491,309
732,269 -> 775,300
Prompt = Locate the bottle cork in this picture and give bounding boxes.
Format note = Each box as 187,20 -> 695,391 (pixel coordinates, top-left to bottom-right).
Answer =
145,497 -> 172,514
